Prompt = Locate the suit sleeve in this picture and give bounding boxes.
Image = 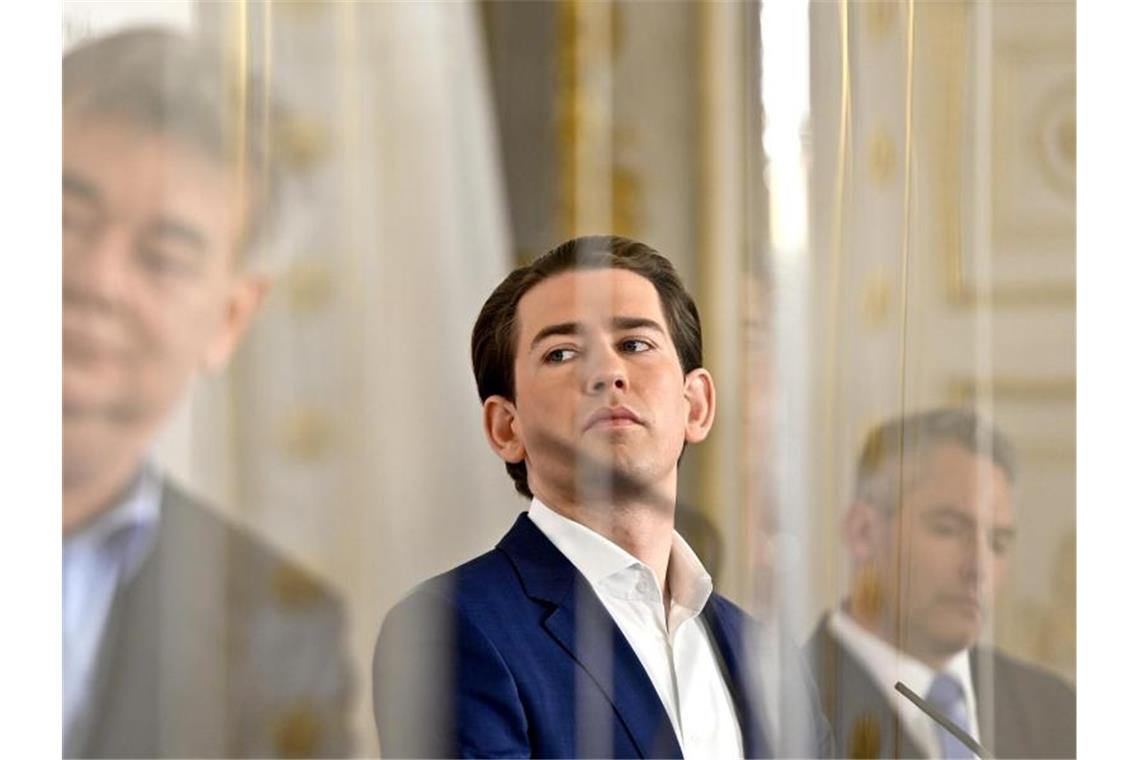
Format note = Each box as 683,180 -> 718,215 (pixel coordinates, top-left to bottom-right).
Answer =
373,588 -> 529,758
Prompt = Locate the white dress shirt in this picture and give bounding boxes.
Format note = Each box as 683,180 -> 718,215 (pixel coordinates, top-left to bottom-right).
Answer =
63,465 -> 162,748
828,608 -> 980,758
528,498 -> 744,759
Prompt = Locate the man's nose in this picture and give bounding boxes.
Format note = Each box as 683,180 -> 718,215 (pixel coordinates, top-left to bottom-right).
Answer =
960,529 -> 989,584
64,226 -> 132,307
585,350 -> 628,394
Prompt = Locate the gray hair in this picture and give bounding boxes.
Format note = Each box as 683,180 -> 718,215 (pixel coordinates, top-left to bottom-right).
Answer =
853,408 -> 1017,513
63,26 -> 284,264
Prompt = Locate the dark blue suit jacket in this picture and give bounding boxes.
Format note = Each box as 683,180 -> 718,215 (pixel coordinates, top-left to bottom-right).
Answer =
373,513 -> 831,758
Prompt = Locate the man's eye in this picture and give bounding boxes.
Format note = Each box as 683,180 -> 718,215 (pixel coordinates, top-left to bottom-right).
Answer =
137,246 -> 199,278
63,205 -> 98,236
990,532 -> 1013,556
619,339 -> 651,353
928,519 -> 960,537
544,347 -> 578,364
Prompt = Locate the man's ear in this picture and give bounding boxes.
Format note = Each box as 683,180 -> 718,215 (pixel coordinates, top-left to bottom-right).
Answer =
202,274 -> 271,374
682,368 -> 716,444
843,500 -> 888,564
483,396 -> 526,464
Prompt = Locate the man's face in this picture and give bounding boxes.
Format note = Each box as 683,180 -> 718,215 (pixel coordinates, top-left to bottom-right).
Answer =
499,268 -> 712,506
63,115 -> 261,487
872,444 -> 1016,662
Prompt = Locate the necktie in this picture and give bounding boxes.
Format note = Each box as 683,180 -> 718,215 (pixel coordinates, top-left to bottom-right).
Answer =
925,672 -> 974,759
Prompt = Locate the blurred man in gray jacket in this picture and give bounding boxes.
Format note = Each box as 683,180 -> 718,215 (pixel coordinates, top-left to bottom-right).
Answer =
63,27 -> 350,758
805,409 -> 1074,758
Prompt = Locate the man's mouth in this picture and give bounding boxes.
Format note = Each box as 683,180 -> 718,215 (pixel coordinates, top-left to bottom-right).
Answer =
938,594 -> 982,614
63,327 -> 128,363
583,406 -> 644,431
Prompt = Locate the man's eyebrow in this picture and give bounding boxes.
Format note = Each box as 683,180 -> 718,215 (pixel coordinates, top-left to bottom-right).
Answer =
528,317 -> 667,352
63,172 -> 100,203
147,217 -> 208,253
924,507 -> 973,524
530,322 -> 581,351
612,316 -> 665,334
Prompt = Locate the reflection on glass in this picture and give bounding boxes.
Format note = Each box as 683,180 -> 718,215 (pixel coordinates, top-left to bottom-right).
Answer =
60,1 -> 1076,757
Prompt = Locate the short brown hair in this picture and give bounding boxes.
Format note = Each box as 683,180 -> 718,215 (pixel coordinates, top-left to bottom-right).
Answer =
63,27 -> 281,258
471,235 -> 704,498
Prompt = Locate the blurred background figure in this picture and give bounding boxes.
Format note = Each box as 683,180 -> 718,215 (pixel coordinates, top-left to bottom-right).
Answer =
63,27 -> 350,757
805,409 -> 1075,758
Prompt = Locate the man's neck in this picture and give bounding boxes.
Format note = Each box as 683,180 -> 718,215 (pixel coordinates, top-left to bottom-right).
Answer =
536,486 -> 676,603
844,600 -> 954,670
63,455 -> 142,537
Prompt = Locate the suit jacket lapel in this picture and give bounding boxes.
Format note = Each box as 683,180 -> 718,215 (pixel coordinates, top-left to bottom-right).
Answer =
75,484 -> 231,758
809,618 -> 927,758
499,514 -> 683,759
971,647 -> 1003,758
701,598 -> 771,758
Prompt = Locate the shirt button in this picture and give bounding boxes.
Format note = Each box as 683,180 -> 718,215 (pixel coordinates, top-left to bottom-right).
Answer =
636,579 -> 651,595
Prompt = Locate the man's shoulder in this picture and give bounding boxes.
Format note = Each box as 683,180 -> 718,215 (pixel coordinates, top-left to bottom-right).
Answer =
156,478 -> 343,615
802,613 -> 885,706
976,647 -> 1075,757
102,476 -> 352,758
803,612 -> 842,663
705,591 -> 760,633
977,645 -> 1076,704
383,545 -> 523,624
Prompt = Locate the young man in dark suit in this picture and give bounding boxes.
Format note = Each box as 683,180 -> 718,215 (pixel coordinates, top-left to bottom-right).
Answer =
805,409 -> 1075,758
63,28 -> 350,757
373,235 -> 831,758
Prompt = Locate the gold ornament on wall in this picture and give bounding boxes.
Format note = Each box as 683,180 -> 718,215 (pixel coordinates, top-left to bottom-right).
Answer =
851,565 -> 884,622
867,128 -> 897,187
277,0 -> 329,21
272,562 -> 324,610
271,703 -> 324,758
1037,83 -> 1076,196
284,258 -> 335,315
861,274 -> 892,328
848,713 -> 882,759
278,407 -> 332,462
863,0 -> 899,42
275,116 -> 333,173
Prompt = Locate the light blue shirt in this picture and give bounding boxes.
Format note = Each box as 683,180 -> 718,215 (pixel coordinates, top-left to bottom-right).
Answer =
63,465 -> 162,746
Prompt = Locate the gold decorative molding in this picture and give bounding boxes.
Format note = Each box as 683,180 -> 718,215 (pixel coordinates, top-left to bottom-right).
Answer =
612,160 -> 643,237
555,0 -> 616,236
945,377 -> 1075,405
992,43 -> 1075,242
944,377 -> 1075,460
1036,83 -> 1076,196
925,2 -> 1076,308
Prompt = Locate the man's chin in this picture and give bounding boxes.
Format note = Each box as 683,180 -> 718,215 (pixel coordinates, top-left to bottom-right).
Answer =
567,456 -> 666,505
922,618 -> 983,657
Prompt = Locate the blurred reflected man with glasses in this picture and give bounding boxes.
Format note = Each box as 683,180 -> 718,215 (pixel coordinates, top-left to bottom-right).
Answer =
63,27 -> 349,757
806,409 -> 1075,758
